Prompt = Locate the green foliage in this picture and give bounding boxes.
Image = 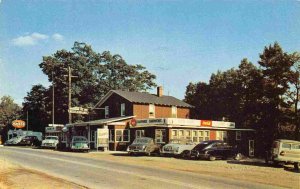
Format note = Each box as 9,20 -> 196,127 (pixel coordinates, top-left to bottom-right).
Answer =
24,42 -> 156,125
23,85 -> 50,132
0,96 -> 21,142
184,42 -> 300,155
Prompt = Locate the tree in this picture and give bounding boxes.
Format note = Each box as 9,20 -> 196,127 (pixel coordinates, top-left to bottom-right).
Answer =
37,42 -> 157,124
23,85 -> 50,132
0,96 -> 21,142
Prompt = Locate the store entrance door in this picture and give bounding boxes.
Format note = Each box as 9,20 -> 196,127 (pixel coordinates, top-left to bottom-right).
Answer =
249,140 -> 255,157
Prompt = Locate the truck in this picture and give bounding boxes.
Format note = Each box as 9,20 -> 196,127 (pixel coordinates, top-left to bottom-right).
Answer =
265,139 -> 300,170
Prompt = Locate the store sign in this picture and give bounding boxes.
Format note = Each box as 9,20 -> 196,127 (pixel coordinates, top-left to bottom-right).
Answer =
212,121 -> 235,128
165,118 -> 199,126
68,107 -> 89,114
200,120 -> 212,127
136,118 -> 165,126
97,128 -> 109,147
12,120 -> 26,129
130,118 -> 137,126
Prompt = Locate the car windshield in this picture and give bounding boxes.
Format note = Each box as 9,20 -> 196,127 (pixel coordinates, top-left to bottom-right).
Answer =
45,136 -> 58,140
133,138 -> 151,144
193,141 -> 214,150
73,137 -> 87,142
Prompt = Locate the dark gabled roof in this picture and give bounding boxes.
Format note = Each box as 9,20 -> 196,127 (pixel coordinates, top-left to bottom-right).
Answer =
94,90 -> 193,108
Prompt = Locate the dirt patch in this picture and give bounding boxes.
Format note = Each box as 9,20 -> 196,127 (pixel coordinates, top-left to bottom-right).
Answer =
0,159 -> 87,189
84,152 -> 300,189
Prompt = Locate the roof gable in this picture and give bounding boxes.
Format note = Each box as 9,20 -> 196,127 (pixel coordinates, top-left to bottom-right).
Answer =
94,90 -> 193,108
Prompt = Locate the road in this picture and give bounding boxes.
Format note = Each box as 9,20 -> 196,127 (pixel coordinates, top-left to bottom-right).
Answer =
0,147 -> 284,189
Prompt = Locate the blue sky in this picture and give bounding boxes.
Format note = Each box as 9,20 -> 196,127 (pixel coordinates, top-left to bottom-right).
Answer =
1,0 -> 300,104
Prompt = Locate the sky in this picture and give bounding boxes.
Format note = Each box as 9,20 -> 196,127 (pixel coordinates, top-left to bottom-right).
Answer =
0,0 -> 300,105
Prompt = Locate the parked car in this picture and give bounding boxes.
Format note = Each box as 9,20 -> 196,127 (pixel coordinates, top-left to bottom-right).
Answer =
161,138 -> 196,157
4,136 -> 25,146
70,136 -> 90,152
19,135 -> 41,146
265,139 -> 300,170
187,140 -> 241,161
127,137 -> 160,156
41,136 -> 59,149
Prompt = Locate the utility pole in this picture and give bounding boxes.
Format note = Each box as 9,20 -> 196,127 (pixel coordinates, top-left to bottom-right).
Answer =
65,65 -> 78,124
26,110 -> 28,131
52,71 -> 55,127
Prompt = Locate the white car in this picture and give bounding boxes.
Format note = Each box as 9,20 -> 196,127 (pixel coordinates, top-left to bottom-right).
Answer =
161,139 -> 196,157
4,136 -> 25,146
41,136 -> 59,149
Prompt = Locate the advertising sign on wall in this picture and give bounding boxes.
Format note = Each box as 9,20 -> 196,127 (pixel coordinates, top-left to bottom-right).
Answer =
97,128 -> 109,148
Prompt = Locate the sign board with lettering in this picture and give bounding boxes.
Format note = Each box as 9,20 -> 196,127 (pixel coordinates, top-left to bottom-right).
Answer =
68,107 -> 89,114
136,118 -> 165,126
97,128 -> 109,148
200,120 -> 212,127
12,120 -> 26,129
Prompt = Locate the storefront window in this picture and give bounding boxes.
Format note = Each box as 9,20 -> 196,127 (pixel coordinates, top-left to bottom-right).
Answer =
115,129 -> 130,142
172,130 -> 178,139
179,130 -> 184,139
109,129 -> 115,142
216,131 -> 227,141
185,130 -> 191,140
136,130 -> 145,138
192,131 -> 198,142
155,129 -> 166,143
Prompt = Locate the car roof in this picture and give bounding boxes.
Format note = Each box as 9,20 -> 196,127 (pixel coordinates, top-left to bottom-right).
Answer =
275,139 -> 300,143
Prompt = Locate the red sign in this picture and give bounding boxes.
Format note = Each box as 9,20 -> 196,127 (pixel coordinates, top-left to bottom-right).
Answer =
12,120 -> 26,129
200,120 -> 212,127
130,118 -> 137,126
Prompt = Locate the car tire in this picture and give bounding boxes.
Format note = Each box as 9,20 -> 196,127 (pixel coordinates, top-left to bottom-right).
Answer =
272,160 -> 279,167
209,155 -> 216,161
294,162 -> 300,171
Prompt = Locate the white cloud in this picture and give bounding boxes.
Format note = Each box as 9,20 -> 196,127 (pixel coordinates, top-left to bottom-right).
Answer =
52,33 -> 64,41
12,32 -> 49,47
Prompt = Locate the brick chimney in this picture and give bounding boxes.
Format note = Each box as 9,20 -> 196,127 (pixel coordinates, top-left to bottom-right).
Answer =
157,86 -> 163,97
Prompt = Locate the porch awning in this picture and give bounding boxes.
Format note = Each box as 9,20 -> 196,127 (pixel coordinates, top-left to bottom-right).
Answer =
66,116 -> 135,127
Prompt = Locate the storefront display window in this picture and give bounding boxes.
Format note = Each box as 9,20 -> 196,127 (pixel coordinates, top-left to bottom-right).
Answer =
115,129 -> 130,142
185,130 -> 191,140
135,130 -> 145,138
192,130 -> 198,142
172,130 -> 178,139
155,129 -> 166,143
109,129 -> 114,142
216,131 -> 227,141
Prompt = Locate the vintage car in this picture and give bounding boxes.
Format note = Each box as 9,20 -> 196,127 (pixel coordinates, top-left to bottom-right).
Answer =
160,139 -> 196,157
19,135 -> 41,146
4,136 -> 25,146
127,137 -> 160,156
70,136 -> 90,152
41,136 -> 59,149
188,140 -> 241,161
265,139 -> 300,170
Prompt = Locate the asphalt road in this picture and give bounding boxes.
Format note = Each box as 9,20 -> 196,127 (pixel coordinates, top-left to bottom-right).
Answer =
0,147 -> 284,189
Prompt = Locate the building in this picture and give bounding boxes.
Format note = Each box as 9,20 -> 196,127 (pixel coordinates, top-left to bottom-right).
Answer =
67,86 -> 255,156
